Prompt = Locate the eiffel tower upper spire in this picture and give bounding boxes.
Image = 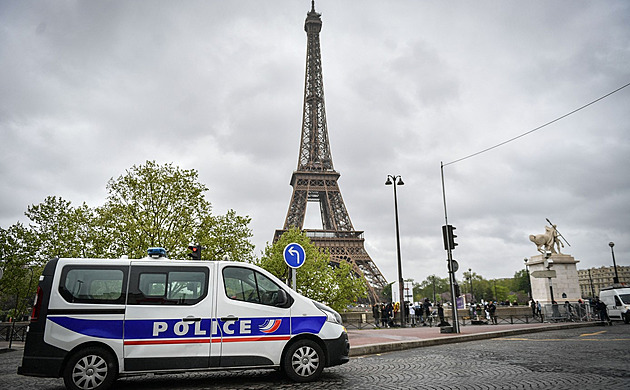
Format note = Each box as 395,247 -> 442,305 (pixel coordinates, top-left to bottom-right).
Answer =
299,0 -> 333,172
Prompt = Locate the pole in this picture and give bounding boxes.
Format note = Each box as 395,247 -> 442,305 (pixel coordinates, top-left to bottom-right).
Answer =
588,269 -> 595,298
441,162 -> 460,333
387,175 -> 405,328
524,259 -> 532,300
394,180 -> 405,327
468,268 -> 474,303
609,242 -> 619,284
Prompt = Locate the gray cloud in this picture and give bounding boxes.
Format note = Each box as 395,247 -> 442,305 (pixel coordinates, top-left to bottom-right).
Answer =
1,0 -> 629,285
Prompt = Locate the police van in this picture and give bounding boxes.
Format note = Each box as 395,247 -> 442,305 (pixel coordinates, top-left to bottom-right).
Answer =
18,250 -> 350,389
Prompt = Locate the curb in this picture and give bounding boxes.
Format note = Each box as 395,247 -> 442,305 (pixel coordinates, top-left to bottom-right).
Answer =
349,322 -> 594,357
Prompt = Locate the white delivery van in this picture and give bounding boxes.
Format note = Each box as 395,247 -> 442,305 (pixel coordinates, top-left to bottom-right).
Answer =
599,286 -> 630,323
18,254 -> 350,389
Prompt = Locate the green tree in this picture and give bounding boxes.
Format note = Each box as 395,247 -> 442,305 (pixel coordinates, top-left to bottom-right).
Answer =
25,196 -> 103,259
413,275 -> 450,303
256,228 -> 367,312
198,209 -> 255,263
97,161 -> 255,261
0,223 -> 42,320
1,161 -> 257,317
511,269 -> 530,294
99,161 -> 212,259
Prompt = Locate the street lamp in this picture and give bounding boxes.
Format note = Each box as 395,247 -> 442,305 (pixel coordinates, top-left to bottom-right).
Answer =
609,242 -> 619,284
386,174 -> 405,327
588,269 -> 595,298
468,268 -> 474,303
524,258 -> 532,300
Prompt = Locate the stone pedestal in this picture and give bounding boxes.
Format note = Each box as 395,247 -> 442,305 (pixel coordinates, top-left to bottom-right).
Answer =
528,254 -> 581,304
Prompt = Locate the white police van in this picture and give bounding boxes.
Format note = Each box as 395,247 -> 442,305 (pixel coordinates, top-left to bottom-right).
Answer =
18,250 -> 350,389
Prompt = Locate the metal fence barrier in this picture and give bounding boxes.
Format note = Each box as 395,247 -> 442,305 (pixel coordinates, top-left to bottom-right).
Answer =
0,322 -> 29,342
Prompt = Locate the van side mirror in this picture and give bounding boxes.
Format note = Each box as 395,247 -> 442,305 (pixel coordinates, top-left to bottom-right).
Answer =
275,289 -> 289,307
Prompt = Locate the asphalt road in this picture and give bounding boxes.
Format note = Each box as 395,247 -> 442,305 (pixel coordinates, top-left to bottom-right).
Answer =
2,324 -> 628,389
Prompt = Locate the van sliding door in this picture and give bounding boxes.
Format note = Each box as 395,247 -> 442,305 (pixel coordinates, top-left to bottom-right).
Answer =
123,264 -> 214,372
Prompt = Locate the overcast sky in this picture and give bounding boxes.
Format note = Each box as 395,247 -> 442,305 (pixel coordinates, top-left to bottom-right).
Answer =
2,1 -> 629,284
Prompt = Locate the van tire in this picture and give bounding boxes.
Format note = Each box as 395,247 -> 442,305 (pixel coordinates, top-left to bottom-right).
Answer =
283,339 -> 325,382
63,346 -> 117,390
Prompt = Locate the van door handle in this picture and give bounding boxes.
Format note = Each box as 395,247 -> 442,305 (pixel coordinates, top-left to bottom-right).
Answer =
182,316 -> 201,322
220,315 -> 239,322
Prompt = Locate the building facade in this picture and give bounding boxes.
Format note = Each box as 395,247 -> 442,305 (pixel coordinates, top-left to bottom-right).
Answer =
578,265 -> 630,298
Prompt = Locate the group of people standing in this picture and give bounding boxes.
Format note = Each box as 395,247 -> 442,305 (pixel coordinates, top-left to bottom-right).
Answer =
372,298 -> 449,328
469,301 -> 498,324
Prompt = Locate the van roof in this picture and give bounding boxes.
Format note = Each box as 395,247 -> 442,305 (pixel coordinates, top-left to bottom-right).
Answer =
600,284 -> 630,292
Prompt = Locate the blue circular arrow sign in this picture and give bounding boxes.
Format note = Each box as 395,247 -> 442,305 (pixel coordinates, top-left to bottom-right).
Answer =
283,243 -> 306,269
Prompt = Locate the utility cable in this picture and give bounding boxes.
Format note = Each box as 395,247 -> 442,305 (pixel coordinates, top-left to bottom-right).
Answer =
443,81 -> 630,167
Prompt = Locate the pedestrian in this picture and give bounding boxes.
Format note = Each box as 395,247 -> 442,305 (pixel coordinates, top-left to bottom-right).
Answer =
564,301 -> 574,321
380,303 -> 388,328
596,299 -> 612,325
531,300 -> 537,318
409,304 -> 416,327
415,303 -> 422,324
488,301 -> 497,325
422,298 -> 432,326
536,301 -> 542,319
372,304 -> 381,327
385,303 -> 394,328
475,303 -> 482,321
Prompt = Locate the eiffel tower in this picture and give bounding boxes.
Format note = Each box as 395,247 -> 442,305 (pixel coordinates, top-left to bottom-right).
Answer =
274,1 -> 387,303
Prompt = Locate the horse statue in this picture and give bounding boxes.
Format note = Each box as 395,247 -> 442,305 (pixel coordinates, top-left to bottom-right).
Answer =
529,225 -> 564,255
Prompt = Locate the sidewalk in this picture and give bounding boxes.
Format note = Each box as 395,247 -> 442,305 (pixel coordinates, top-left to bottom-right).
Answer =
1,322 -> 596,356
347,321 -> 595,356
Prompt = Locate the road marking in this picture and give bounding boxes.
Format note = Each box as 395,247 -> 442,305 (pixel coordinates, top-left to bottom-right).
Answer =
580,330 -> 606,337
501,336 -> 630,342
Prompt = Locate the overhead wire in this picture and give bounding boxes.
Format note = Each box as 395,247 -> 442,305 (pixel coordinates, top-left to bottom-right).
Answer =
443,81 -> 630,167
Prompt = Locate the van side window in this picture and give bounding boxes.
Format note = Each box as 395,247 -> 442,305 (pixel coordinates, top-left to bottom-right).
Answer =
128,267 -> 208,305
59,266 -> 127,304
223,266 -> 288,307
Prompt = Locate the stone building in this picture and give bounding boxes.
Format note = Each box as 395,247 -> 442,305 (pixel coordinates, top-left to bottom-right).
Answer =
578,265 -> 630,298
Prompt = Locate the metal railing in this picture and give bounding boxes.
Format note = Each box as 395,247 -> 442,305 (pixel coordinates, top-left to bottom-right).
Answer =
0,322 -> 29,342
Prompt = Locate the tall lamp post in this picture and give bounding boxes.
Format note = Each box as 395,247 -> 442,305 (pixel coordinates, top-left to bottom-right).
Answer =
386,174 -> 405,327
468,268 -> 474,303
524,258 -> 532,300
609,242 -> 619,284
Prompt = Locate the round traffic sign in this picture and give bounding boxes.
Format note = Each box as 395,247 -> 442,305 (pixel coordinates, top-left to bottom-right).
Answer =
283,243 -> 306,269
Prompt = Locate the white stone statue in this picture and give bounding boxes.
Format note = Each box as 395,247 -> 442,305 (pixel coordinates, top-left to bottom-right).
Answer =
529,224 -> 564,255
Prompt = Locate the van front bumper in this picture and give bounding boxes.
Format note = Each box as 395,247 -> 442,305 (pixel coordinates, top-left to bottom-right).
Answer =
324,331 -> 350,367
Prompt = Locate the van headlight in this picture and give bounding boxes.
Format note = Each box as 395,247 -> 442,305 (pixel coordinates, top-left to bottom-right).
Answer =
313,300 -> 343,325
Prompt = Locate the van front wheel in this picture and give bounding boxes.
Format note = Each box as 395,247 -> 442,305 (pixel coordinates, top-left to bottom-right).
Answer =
283,339 -> 325,382
63,347 -> 117,390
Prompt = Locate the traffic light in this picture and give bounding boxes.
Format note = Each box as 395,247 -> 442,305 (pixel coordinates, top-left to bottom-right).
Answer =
188,244 -> 201,260
454,283 -> 461,297
448,225 -> 458,250
442,224 -> 458,250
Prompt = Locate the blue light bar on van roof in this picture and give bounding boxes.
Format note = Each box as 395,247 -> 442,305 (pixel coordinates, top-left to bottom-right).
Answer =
147,247 -> 167,258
